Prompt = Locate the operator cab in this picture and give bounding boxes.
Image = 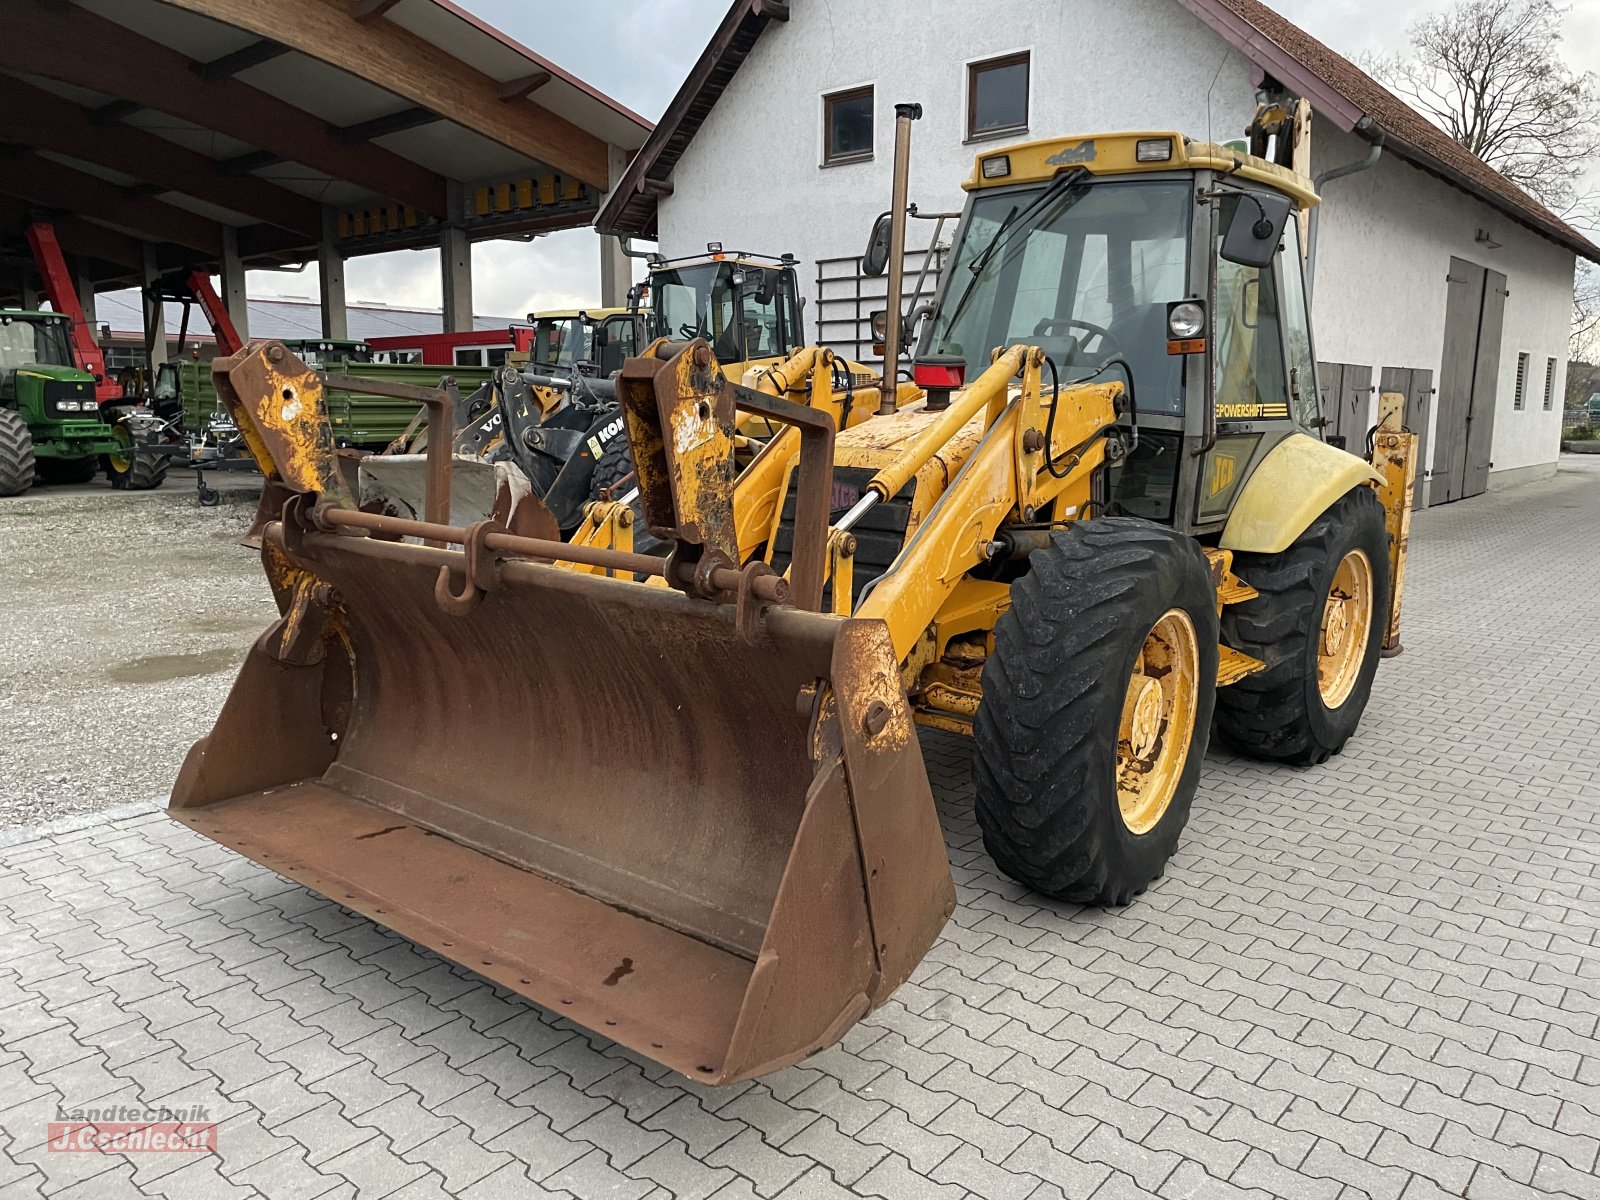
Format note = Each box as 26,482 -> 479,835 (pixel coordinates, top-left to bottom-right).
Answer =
913,132 -> 1324,535
0,312 -> 94,413
526,308 -> 637,378
645,247 -> 806,368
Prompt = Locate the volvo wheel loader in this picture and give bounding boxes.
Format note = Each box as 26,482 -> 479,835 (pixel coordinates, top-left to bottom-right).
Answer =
169,116 -> 1416,1086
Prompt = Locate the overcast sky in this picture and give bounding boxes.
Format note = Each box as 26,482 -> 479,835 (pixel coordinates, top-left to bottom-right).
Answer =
247,0 -> 1600,318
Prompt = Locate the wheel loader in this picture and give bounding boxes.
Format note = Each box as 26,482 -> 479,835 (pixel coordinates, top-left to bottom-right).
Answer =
169,114 -> 1417,1086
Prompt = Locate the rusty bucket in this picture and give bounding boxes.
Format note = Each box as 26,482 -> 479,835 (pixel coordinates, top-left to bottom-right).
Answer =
170,343 -> 953,1084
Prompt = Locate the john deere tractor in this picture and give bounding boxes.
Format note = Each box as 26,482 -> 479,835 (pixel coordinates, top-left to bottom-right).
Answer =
0,310 -> 126,495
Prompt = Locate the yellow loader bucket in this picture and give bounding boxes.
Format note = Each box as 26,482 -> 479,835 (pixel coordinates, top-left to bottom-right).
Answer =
170,342 -> 953,1084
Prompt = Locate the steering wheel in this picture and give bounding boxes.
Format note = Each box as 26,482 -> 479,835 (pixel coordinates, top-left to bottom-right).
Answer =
1033,317 -> 1120,358
678,321 -> 708,340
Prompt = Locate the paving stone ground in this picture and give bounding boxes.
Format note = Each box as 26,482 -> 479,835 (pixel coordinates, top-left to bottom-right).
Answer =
2,458 -> 1598,1200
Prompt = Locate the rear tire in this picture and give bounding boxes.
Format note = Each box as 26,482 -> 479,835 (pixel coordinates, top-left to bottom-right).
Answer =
1215,488 -> 1390,765
0,409 -> 35,496
974,518 -> 1219,905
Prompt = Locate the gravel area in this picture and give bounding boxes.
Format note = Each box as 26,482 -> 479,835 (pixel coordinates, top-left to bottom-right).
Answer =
0,474 -> 271,829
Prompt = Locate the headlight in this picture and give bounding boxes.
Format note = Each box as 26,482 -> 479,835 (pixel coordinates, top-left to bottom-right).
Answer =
59,400 -> 81,411
870,310 -> 888,341
1167,301 -> 1205,339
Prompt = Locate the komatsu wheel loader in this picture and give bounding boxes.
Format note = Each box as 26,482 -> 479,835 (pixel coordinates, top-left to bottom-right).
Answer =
170,113 -> 1417,1086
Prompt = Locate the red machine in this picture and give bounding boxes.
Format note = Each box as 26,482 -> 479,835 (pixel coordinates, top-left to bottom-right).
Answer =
177,270 -> 244,356
367,327 -> 520,366
24,223 -> 119,405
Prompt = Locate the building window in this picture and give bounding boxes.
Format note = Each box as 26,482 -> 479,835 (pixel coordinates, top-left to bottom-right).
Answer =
1513,352 -> 1528,410
1544,357 -> 1557,410
823,86 -> 873,166
968,52 -> 1029,141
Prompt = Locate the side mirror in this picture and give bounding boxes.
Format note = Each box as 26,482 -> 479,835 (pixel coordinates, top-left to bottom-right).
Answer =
1220,191 -> 1293,269
862,211 -> 893,277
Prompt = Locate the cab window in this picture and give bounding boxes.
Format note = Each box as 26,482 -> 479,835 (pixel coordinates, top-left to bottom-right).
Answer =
1212,193 -> 1290,423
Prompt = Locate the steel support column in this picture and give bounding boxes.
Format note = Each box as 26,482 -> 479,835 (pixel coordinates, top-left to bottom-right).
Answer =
441,181 -> 472,334
221,226 -> 250,341
319,208 -> 349,341
141,242 -> 168,368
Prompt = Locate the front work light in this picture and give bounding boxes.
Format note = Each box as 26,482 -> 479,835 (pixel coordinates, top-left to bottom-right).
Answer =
981,155 -> 1011,179
1166,299 -> 1207,355
1136,138 -> 1174,162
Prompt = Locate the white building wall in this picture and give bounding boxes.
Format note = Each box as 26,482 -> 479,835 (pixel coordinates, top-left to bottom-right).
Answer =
658,0 -> 1258,312
1310,127 -> 1575,484
654,0 -> 1579,484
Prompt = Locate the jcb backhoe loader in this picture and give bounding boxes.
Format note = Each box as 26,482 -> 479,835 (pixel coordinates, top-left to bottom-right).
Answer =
170,117 -> 1416,1085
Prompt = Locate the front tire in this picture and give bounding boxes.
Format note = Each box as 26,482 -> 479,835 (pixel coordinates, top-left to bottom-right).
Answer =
105,424 -> 167,491
0,409 -> 35,496
974,518 -> 1220,905
1215,487 -> 1390,765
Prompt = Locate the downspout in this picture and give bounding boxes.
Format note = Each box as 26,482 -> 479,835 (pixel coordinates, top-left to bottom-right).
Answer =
1307,116 -> 1385,304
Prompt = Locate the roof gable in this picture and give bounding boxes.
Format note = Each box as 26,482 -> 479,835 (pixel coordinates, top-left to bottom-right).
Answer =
598,0 -> 1598,263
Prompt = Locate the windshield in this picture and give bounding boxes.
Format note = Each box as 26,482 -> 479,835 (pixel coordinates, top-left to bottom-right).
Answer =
0,316 -> 74,372
532,318 -> 593,370
923,179 -> 1193,415
650,263 -> 788,363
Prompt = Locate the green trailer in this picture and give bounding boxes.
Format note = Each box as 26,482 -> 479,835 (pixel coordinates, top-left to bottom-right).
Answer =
0,311 -> 131,496
177,340 -> 493,450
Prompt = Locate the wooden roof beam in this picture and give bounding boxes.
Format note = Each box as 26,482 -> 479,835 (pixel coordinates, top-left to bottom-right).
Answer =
4,3 -> 448,215
334,106 -> 440,143
0,150 -> 225,255
0,75 -> 321,238
192,38 -> 291,82
163,0 -> 611,187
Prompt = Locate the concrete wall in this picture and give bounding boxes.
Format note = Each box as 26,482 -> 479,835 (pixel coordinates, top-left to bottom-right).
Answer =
658,0 -> 1258,307
655,0 -> 1578,484
1310,126 -> 1576,483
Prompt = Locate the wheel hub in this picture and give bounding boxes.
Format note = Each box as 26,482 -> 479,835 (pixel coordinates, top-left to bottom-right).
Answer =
1116,609 -> 1200,836
1127,678 -> 1164,759
1317,549 -> 1374,709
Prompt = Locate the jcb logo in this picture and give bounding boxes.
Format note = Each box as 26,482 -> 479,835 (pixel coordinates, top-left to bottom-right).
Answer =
1046,140 -> 1097,166
1208,454 -> 1236,498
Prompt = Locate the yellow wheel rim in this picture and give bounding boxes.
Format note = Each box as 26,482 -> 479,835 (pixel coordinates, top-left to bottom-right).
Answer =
109,427 -> 133,474
1116,608 -> 1200,835
1318,549 -> 1373,708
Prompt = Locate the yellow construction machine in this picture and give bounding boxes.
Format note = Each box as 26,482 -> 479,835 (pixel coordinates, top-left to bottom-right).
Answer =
170,112 -> 1416,1086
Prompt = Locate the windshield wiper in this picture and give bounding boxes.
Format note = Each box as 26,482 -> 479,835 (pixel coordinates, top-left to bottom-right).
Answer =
936,170 -> 1091,349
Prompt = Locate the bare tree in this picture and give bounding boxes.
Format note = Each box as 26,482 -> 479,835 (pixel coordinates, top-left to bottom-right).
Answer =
1574,261 -> 1600,364
1371,0 -> 1600,213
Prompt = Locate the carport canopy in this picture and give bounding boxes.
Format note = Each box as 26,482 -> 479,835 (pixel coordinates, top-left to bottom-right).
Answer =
0,0 -> 650,337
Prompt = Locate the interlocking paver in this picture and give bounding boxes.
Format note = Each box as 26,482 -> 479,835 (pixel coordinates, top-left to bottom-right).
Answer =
4,460 -> 1600,1198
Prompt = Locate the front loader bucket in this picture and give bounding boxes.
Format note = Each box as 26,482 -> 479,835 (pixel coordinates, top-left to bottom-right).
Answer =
171,527 -> 953,1083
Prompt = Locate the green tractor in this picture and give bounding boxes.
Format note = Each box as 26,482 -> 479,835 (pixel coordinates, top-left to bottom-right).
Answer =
0,310 -> 150,496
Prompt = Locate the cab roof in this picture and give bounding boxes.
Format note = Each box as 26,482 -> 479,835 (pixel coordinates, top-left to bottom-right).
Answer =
964,132 -> 1320,209
531,308 -> 630,322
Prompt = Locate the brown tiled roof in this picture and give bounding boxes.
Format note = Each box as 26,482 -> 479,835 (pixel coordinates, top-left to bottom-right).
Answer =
1181,0 -> 1599,262
600,0 -> 1599,262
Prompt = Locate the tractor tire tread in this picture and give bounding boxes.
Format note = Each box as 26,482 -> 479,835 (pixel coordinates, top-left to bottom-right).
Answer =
1215,487 -> 1389,765
0,409 -> 36,496
973,517 -> 1218,906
